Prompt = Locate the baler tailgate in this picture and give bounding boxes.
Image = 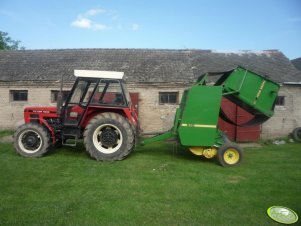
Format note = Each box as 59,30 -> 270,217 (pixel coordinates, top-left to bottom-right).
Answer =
217,66 -> 280,118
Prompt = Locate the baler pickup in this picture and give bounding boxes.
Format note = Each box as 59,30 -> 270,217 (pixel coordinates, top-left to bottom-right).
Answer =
142,66 -> 280,166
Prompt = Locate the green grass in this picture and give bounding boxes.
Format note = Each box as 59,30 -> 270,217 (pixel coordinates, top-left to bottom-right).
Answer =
0,140 -> 300,226
0,130 -> 13,138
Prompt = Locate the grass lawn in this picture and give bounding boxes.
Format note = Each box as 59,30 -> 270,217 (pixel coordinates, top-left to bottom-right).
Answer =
0,136 -> 300,225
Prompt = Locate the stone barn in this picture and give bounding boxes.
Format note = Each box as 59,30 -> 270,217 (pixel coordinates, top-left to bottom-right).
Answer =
0,49 -> 300,140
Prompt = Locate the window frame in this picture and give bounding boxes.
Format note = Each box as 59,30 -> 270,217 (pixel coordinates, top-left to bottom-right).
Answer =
159,92 -> 179,105
10,90 -> 28,102
275,95 -> 285,106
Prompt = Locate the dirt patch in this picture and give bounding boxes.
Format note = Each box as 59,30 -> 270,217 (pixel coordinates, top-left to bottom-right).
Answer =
239,143 -> 262,148
0,135 -> 13,143
227,175 -> 247,184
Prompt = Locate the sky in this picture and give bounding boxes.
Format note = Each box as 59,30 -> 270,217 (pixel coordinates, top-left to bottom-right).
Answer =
0,0 -> 300,59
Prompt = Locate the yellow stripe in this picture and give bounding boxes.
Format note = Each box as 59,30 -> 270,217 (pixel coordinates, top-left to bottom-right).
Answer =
253,80 -> 266,105
181,123 -> 216,128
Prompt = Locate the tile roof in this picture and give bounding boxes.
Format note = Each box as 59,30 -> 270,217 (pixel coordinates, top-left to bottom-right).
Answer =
291,57 -> 301,71
0,48 -> 300,83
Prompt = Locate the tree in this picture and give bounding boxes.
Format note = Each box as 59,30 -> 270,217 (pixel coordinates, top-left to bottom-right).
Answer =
0,31 -> 24,50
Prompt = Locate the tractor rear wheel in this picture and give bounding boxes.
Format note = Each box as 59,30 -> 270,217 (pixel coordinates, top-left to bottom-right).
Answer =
83,113 -> 135,161
13,123 -> 51,157
217,143 -> 243,167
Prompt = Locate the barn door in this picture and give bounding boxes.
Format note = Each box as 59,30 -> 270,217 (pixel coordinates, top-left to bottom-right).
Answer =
218,97 -> 261,142
129,92 -> 139,116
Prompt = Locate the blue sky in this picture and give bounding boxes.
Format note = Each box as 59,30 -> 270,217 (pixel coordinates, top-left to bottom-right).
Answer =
0,0 -> 300,59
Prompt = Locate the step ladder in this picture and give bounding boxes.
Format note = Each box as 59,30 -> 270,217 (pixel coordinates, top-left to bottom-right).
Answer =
61,127 -> 79,147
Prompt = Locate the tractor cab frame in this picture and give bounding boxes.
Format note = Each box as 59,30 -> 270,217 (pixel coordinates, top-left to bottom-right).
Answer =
61,70 -> 135,128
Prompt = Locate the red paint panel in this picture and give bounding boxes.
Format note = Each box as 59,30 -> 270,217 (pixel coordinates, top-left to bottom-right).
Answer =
218,97 -> 261,142
218,98 -> 236,141
236,107 -> 261,142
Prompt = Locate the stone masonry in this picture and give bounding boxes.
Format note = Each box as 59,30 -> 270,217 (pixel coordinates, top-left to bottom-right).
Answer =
261,85 -> 301,138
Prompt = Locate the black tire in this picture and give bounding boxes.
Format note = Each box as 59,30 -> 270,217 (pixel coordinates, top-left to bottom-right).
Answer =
13,123 -> 51,157
83,113 -> 135,161
217,143 -> 243,167
292,127 -> 301,142
222,133 -> 232,144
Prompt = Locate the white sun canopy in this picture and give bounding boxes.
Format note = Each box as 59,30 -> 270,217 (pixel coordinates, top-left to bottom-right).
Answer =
74,70 -> 124,79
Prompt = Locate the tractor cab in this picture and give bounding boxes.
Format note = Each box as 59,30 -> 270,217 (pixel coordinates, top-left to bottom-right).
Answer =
60,70 -> 138,144
61,70 -> 133,126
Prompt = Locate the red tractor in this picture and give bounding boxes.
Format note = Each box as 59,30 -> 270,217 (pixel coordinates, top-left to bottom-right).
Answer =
14,70 -> 138,160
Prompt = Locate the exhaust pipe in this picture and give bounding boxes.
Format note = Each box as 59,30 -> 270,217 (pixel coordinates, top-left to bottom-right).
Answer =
56,75 -> 64,115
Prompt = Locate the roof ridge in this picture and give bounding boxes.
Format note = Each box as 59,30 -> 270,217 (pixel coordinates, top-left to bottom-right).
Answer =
0,48 -> 299,83
0,48 -> 283,56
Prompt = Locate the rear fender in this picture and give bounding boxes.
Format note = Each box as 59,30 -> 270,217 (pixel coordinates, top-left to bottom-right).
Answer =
80,107 -> 137,129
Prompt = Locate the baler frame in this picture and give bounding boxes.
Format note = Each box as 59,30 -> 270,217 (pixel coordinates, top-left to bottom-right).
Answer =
142,66 -> 280,166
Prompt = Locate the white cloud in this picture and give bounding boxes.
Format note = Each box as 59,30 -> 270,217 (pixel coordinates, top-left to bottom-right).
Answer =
93,23 -> 109,31
71,16 -> 109,31
85,8 -> 106,16
71,17 -> 92,29
71,7 -> 140,32
131,23 -> 140,31
71,7 -> 109,31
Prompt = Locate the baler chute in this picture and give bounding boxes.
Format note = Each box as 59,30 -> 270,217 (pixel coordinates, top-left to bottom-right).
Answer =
142,66 -> 280,166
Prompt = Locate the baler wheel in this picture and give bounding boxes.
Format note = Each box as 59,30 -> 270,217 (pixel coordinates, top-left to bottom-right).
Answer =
292,127 -> 301,142
217,143 -> 243,167
83,113 -> 135,161
13,123 -> 51,157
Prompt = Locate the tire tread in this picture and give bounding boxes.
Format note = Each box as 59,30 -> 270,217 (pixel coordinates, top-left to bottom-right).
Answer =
13,123 -> 51,157
83,113 -> 135,161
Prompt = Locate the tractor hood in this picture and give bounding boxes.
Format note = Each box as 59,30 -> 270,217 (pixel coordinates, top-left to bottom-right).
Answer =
24,106 -> 58,114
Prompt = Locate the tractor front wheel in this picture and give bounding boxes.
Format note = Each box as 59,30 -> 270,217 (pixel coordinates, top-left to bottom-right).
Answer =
13,123 -> 51,157
83,113 -> 135,161
217,143 -> 243,167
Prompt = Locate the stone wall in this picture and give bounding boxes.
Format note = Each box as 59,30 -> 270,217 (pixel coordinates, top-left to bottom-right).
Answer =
127,83 -> 187,133
1,81 -> 300,140
261,85 -> 301,138
0,81 -> 69,129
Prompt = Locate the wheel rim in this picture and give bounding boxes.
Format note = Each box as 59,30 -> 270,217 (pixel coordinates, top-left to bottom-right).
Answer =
297,130 -> 301,139
18,130 -> 43,153
223,148 -> 240,165
92,124 -> 123,154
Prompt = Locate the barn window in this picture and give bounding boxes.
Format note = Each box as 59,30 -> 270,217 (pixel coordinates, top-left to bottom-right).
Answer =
10,90 -> 28,101
275,96 -> 285,106
51,90 -> 70,103
159,92 -> 178,104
